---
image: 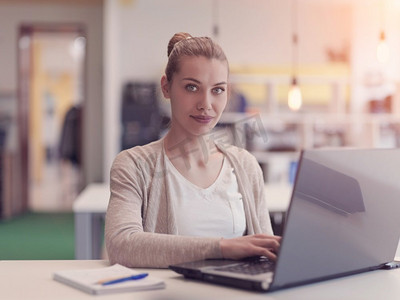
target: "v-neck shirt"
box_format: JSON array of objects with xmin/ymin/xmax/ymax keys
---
[{"xmin": 164, "ymin": 151, "xmax": 246, "ymax": 238}]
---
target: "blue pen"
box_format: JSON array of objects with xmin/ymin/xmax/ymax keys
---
[{"xmin": 99, "ymin": 273, "xmax": 149, "ymax": 286}]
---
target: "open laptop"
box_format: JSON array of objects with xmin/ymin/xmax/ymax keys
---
[{"xmin": 169, "ymin": 148, "xmax": 400, "ymax": 292}]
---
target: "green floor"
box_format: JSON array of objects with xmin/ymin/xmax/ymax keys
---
[{"xmin": 0, "ymin": 212, "xmax": 75, "ymax": 260}]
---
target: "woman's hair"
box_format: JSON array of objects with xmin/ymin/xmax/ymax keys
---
[{"xmin": 165, "ymin": 32, "xmax": 228, "ymax": 82}]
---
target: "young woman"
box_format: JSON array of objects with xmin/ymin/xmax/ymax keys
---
[{"xmin": 105, "ymin": 32, "xmax": 280, "ymax": 268}]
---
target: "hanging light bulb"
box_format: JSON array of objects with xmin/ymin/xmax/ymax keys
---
[
  {"xmin": 377, "ymin": 30, "xmax": 389, "ymax": 63},
  {"xmin": 377, "ymin": 0, "xmax": 389, "ymax": 63},
  {"xmin": 212, "ymin": 0, "xmax": 219, "ymax": 39},
  {"xmin": 288, "ymin": 77, "xmax": 302, "ymax": 111},
  {"xmin": 288, "ymin": 0, "xmax": 302, "ymax": 111}
]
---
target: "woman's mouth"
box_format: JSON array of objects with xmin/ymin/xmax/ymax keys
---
[{"xmin": 190, "ymin": 115, "xmax": 214, "ymax": 124}]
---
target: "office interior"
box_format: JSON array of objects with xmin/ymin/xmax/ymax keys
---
[{"xmin": 0, "ymin": 0, "xmax": 400, "ymax": 260}]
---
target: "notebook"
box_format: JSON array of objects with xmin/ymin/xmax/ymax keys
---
[
  {"xmin": 169, "ymin": 148, "xmax": 400, "ymax": 292},
  {"xmin": 53, "ymin": 264, "xmax": 165, "ymax": 295}
]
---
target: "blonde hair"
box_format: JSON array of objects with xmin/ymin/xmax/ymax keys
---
[{"xmin": 165, "ymin": 32, "xmax": 228, "ymax": 82}]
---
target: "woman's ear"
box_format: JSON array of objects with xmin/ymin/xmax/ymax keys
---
[{"xmin": 161, "ymin": 75, "xmax": 170, "ymax": 99}]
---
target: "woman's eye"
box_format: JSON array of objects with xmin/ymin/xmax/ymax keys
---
[
  {"xmin": 185, "ymin": 84, "xmax": 198, "ymax": 92},
  {"xmin": 212, "ymin": 87, "xmax": 225, "ymax": 95}
]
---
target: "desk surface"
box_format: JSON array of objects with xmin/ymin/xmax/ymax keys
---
[
  {"xmin": 73, "ymin": 183, "xmax": 110, "ymax": 213},
  {"xmin": 1, "ymin": 259, "xmax": 400, "ymax": 300}
]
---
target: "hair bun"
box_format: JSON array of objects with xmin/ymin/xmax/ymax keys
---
[{"xmin": 167, "ymin": 32, "xmax": 193, "ymax": 57}]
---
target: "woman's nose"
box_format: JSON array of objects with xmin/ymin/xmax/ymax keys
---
[{"xmin": 196, "ymin": 93, "xmax": 212, "ymax": 111}]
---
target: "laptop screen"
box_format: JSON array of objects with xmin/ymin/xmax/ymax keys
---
[{"xmin": 272, "ymin": 148, "xmax": 400, "ymax": 289}]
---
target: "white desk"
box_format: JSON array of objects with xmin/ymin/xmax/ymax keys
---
[
  {"xmin": 1, "ymin": 259, "xmax": 400, "ymax": 300},
  {"xmin": 73, "ymin": 183, "xmax": 292, "ymax": 259}
]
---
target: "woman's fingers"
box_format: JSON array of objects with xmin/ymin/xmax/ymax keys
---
[
  {"xmin": 220, "ymin": 234, "xmax": 282, "ymax": 260},
  {"xmin": 253, "ymin": 246, "xmax": 278, "ymax": 261},
  {"xmin": 252, "ymin": 237, "xmax": 280, "ymax": 253},
  {"xmin": 248, "ymin": 240, "xmax": 280, "ymax": 261}
]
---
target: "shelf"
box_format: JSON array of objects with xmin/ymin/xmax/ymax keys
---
[{"xmin": 218, "ymin": 111, "xmax": 400, "ymax": 184}]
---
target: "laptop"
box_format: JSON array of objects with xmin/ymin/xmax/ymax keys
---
[{"xmin": 169, "ymin": 148, "xmax": 400, "ymax": 292}]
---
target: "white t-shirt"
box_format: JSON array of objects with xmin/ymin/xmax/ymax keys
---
[{"xmin": 165, "ymin": 153, "xmax": 246, "ymax": 239}]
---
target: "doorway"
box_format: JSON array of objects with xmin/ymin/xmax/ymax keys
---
[{"xmin": 18, "ymin": 24, "xmax": 86, "ymax": 211}]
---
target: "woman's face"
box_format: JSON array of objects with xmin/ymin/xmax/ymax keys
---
[{"xmin": 161, "ymin": 55, "xmax": 228, "ymax": 138}]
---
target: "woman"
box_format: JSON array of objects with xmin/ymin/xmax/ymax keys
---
[{"xmin": 105, "ymin": 32, "xmax": 280, "ymax": 268}]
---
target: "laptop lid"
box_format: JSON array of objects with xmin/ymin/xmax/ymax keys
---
[{"xmin": 270, "ymin": 148, "xmax": 400, "ymax": 290}]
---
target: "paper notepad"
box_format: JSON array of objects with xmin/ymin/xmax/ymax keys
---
[{"xmin": 53, "ymin": 264, "xmax": 165, "ymax": 295}]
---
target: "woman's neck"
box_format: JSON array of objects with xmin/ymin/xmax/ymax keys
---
[{"xmin": 163, "ymin": 131, "xmax": 219, "ymax": 167}]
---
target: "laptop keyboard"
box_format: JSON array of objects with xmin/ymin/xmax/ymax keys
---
[{"xmin": 214, "ymin": 257, "xmax": 275, "ymax": 275}]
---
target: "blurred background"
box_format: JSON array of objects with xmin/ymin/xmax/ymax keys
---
[{"xmin": 1, "ymin": 0, "xmax": 400, "ymax": 259}]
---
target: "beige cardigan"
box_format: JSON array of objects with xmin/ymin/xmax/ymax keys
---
[{"xmin": 105, "ymin": 138, "xmax": 273, "ymax": 268}]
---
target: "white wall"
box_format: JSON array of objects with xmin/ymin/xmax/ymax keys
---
[
  {"xmin": 103, "ymin": 0, "xmax": 355, "ymax": 180},
  {"xmin": 108, "ymin": 0, "xmax": 352, "ymax": 81}
]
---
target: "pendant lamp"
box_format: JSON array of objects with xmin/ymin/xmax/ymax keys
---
[
  {"xmin": 288, "ymin": 0, "xmax": 302, "ymax": 111},
  {"xmin": 377, "ymin": 1, "xmax": 389, "ymax": 63}
]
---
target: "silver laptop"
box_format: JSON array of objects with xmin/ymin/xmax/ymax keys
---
[{"xmin": 169, "ymin": 148, "xmax": 400, "ymax": 291}]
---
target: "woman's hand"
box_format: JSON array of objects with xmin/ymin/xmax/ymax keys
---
[{"xmin": 219, "ymin": 234, "xmax": 281, "ymax": 261}]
